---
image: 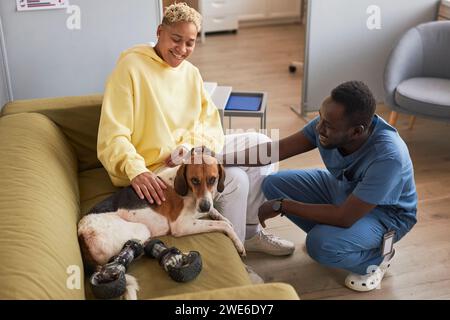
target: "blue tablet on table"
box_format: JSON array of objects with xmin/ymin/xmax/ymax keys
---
[{"xmin": 225, "ymin": 93, "xmax": 263, "ymax": 111}]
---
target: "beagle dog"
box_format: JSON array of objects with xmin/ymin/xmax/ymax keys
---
[{"xmin": 77, "ymin": 150, "xmax": 245, "ymax": 299}]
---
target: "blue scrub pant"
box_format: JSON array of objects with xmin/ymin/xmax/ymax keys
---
[{"xmin": 262, "ymin": 169, "xmax": 414, "ymax": 275}]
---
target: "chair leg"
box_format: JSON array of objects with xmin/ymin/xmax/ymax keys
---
[
  {"xmin": 388, "ymin": 111, "xmax": 399, "ymax": 126},
  {"xmin": 408, "ymin": 116, "xmax": 416, "ymax": 130}
]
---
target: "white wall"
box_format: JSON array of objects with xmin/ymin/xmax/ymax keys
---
[
  {"xmin": 0, "ymin": 0, "xmax": 162, "ymax": 104},
  {"xmin": 0, "ymin": 45, "xmax": 8, "ymax": 108},
  {"xmin": 302, "ymin": 0, "xmax": 440, "ymax": 113},
  {"xmin": 0, "ymin": 16, "xmax": 10, "ymax": 109}
]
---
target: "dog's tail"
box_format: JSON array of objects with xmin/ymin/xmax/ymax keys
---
[{"xmin": 122, "ymin": 274, "xmax": 140, "ymax": 300}]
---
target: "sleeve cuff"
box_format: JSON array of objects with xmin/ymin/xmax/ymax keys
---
[{"xmin": 125, "ymin": 161, "xmax": 150, "ymax": 182}]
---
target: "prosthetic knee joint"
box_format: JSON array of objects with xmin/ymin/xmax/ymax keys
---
[
  {"xmin": 90, "ymin": 239, "xmax": 143, "ymax": 299},
  {"xmin": 144, "ymin": 239, "xmax": 202, "ymax": 283}
]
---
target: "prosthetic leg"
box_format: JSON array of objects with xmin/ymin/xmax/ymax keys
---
[
  {"xmin": 90, "ymin": 239, "xmax": 202, "ymax": 299},
  {"xmin": 90, "ymin": 239, "xmax": 143, "ymax": 299},
  {"xmin": 144, "ymin": 239, "xmax": 202, "ymax": 283}
]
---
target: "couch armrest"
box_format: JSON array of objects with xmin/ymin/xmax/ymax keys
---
[
  {"xmin": 0, "ymin": 113, "xmax": 84, "ymax": 299},
  {"xmin": 1, "ymin": 94, "xmax": 103, "ymax": 117},
  {"xmin": 153, "ymin": 283, "xmax": 300, "ymax": 300}
]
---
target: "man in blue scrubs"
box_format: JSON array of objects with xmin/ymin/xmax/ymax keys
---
[{"xmin": 229, "ymin": 81, "xmax": 417, "ymax": 291}]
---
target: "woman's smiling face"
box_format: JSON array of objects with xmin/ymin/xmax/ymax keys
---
[{"xmin": 154, "ymin": 21, "xmax": 198, "ymax": 68}]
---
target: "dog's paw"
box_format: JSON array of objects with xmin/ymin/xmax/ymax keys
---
[
  {"xmin": 222, "ymin": 218, "xmax": 233, "ymax": 228},
  {"xmin": 209, "ymin": 213, "xmax": 220, "ymax": 220},
  {"xmin": 209, "ymin": 212, "xmax": 233, "ymax": 227},
  {"xmin": 236, "ymin": 243, "xmax": 246, "ymax": 257}
]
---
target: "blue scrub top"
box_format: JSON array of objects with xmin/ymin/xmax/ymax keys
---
[{"xmin": 302, "ymin": 115, "xmax": 417, "ymax": 220}]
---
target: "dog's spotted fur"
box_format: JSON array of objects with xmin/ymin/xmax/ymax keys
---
[{"xmin": 78, "ymin": 154, "xmax": 245, "ymax": 299}]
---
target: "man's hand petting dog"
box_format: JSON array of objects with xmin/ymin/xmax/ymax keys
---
[
  {"xmin": 258, "ymin": 200, "xmax": 281, "ymax": 228},
  {"xmin": 131, "ymin": 172, "xmax": 167, "ymax": 205},
  {"xmin": 165, "ymin": 145, "xmax": 190, "ymax": 167}
]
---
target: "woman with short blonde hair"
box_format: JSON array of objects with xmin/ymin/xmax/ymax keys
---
[{"xmin": 162, "ymin": 2, "xmax": 202, "ymax": 31}]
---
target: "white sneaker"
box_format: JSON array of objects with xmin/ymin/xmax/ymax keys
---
[
  {"xmin": 245, "ymin": 264, "xmax": 265, "ymax": 284},
  {"xmin": 345, "ymin": 250, "xmax": 395, "ymax": 292},
  {"xmin": 244, "ymin": 229, "xmax": 295, "ymax": 256}
]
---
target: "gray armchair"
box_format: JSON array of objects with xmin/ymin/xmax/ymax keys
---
[{"xmin": 384, "ymin": 21, "xmax": 450, "ymax": 128}]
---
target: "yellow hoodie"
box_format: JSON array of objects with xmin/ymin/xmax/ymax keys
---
[{"xmin": 98, "ymin": 44, "xmax": 225, "ymax": 187}]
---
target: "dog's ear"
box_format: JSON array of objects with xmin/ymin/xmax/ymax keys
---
[
  {"xmin": 217, "ymin": 164, "xmax": 225, "ymax": 193},
  {"xmin": 174, "ymin": 164, "xmax": 188, "ymax": 196}
]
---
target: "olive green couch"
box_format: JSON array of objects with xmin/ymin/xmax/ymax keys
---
[{"xmin": 0, "ymin": 95, "xmax": 299, "ymax": 300}]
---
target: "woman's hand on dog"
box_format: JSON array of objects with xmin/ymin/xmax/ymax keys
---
[
  {"xmin": 165, "ymin": 145, "xmax": 190, "ymax": 167},
  {"xmin": 131, "ymin": 172, "xmax": 167, "ymax": 205},
  {"xmin": 258, "ymin": 200, "xmax": 281, "ymax": 228}
]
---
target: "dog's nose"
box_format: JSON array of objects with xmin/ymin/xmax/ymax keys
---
[{"xmin": 199, "ymin": 200, "xmax": 211, "ymax": 212}]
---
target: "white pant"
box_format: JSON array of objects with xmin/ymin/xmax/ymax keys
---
[{"xmin": 214, "ymin": 133, "xmax": 275, "ymax": 242}]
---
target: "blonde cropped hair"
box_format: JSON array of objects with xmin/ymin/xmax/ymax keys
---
[{"xmin": 162, "ymin": 2, "xmax": 202, "ymax": 31}]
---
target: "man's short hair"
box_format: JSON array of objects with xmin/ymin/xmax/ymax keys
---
[
  {"xmin": 162, "ymin": 2, "xmax": 202, "ymax": 32},
  {"xmin": 331, "ymin": 81, "xmax": 376, "ymax": 128}
]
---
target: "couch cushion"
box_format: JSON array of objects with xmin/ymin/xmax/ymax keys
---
[
  {"xmin": 395, "ymin": 77, "xmax": 450, "ymax": 118},
  {"xmin": 78, "ymin": 168, "xmax": 252, "ymax": 300},
  {"xmin": 0, "ymin": 113, "xmax": 84, "ymax": 299},
  {"xmin": 2, "ymin": 95, "xmax": 104, "ymax": 172},
  {"xmin": 78, "ymin": 167, "xmax": 120, "ymax": 215}
]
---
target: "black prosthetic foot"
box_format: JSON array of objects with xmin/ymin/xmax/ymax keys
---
[
  {"xmin": 90, "ymin": 239, "xmax": 143, "ymax": 299},
  {"xmin": 144, "ymin": 239, "xmax": 202, "ymax": 283}
]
